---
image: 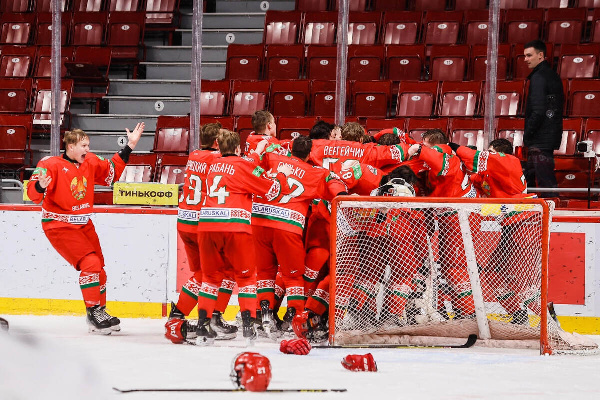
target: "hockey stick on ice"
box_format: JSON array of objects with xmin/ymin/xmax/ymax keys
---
[
  {"xmin": 375, "ymin": 264, "xmax": 392, "ymax": 321},
  {"xmin": 314, "ymin": 334, "xmax": 477, "ymax": 349},
  {"xmin": 113, "ymin": 387, "xmax": 347, "ymax": 393}
]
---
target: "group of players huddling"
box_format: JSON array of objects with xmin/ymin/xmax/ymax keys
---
[{"xmin": 24, "ymin": 110, "xmax": 532, "ymax": 348}]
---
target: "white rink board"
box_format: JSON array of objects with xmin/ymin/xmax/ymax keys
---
[{"xmin": 0, "ymin": 210, "xmax": 177, "ymax": 303}]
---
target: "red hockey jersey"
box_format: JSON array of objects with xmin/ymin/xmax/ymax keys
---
[
  {"xmin": 455, "ymin": 146, "xmax": 528, "ymax": 198},
  {"xmin": 331, "ymin": 161, "xmax": 383, "ymax": 195},
  {"xmin": 27, "ymin": 153, "xmax": 126, "ymax": 230},
  {"xmin": 198, "ymin": 155, "xmax": 289, "ymax": 233},
  {"xmin": 418, "ymin": 145, "xmax": 477, "ymax": 198},
  {"xmin": 245, "ymin": 134, "xmax": 290, "ymax": 155},
  {"xmin": 252, "ymin": 152, "xmax": 346, "ymax": 235},
  {"xmin": 177, "ymin": 148, "xmax": 220, "ymax": 233},
  {"xmin": 308, "ymin": 139, "xmax": 409, "ymax": 169}
]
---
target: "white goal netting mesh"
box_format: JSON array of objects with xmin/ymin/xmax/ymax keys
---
[{"xmin": 331, "ymin": 198, "xmax": 598, "ymax": 355}]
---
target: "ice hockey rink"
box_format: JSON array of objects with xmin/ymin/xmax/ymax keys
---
[{"xmin": 1, "ymin": 315, "xmax": 599, "ymax": 400}]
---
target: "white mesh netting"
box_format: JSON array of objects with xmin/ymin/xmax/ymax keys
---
[{"xmin": 331, "ymin": 198, "xmax": 598, "ymax": 355}]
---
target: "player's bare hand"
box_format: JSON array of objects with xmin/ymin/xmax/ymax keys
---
[
  {"xmin": 408, "ymin": 144, "xmax": 421, "ymax": 157},
  {"xmin": 341, "ymin": 159, "xmax": 359, "ymax": 171},
  {"xmin": 277, "ymin": 163, "xmax": 293, "ymax": 176},
  {"xmin": 126, "ymin": 122, "xmax": 145, "ymax": 150},
  {"xmin": 254, "ymin": 139, "xmax": 270, "ymax": 155},
  {"xmin": 37, "ymin": 171, "xmax": 52, "ymax": 189}
]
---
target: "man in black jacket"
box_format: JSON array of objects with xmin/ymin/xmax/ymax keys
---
[{"xmin": 523, "ymin": 40, "xmax": 564, "ymax": 197}]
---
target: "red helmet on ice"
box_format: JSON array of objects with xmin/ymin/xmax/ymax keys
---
[{"xmin": 230, "ymin": 352, "xmax": 272, "ymax": 392}]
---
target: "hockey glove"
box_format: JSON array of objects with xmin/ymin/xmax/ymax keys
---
[
  {"xmin": 280, "ymin": 338, "xmax": 312, "ymax": 355},
  {"xmin": 164, "ymin": 319, "xmax": 188, "ymax": 344},
  {"xmin": 448, "ymin": 142, "xmax": 460, "ymax": 152},
  {"xmin": 341, "ymin": 353, "xmax": 378, "ymax": 372}
]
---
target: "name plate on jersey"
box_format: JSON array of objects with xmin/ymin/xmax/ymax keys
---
[{"xmin": 113, "ymin": 182, "xmax": 179, "ymax": 206}]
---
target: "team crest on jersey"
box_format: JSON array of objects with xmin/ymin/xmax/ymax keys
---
[{"xmin": 70, "ymin": 176, "xmax": 87, "ymax": 200}]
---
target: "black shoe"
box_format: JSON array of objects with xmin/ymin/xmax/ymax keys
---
[
  {"xmin": 168, "ymin": 302, "xmax": 185, "ymax": 320},
  {"xmin": 100, "ymin": 306, "xmax": 121, "ymax": 331},
  {"xmin": 195, "ymin": 310, "xmax": 217, "ymax": 345},
  {"xmin": 211, "ymin": 311, "xmax": 237, "ymax": 340},
  {"xmin": 511, "ymin": 309, "xmax": 529, "ymax": 325},
  {"xmin": 241, "ymin": 310, "xmax": 257, "ymax": 341},
  {"xmin": 86, "ymin": 305, "xmax": 112, "ymax": 335}
]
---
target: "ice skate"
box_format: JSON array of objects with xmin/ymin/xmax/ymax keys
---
[
  {"xmin": 195, "ymin": 311, "xmax": 217, "ymax": 346},
  {"xmin": 241, "ymin": 310, "xmax": 257, "ymax": 346},
  {"xmin": 511, "ymin": 309, "xmax": 529, "ymax": 325},
  {"xmin": 211, "ymin": 311, "xmax": 237, "ymax": 340},
  {"xmin": 260, "ymin": 300, "xmax": 281, "ymax": 340},
  {"xmin": 86, "ymin": 305, "xmax": 112, "ymax": 335},
  {"xmin": 100, "ymin": 306, "xmax": 121, "ymax": 331}
]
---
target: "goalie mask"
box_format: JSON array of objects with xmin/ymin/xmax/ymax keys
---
[
  {"xmin": 230, "ymin": 352, "xmax": 272, "ymax": 392},
  {"xmin": 372, "ymin": 178, "xmax": 416, "ymax": 197}
]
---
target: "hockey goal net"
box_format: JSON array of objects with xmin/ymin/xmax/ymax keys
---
[{"xmin": 329, "ymin": 197, "xmax": 598, "ymax": 355}]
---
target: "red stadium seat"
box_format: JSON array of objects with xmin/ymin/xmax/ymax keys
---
[
  {"xmin": 0, "ymin": 78, "xmax": 32, "ymax": 113},
  {"xmin": 381, "ymin": 11, "xmax": 422, "ymax": 45},
  {"xmin": 200, "ymin": 116, "xmax": 235, "ymax": 131},
  {"xmin": 306, "ymin": 45, "xmax": 337, "ymax": 80},
  {"xmin": 554, "ymin": 118, "xmax": 587, "ymax": 195},
  {"xmin": 309, "ymin": 79, "xmax": 344, "ymax": 117},
  {"xmin": 494, "ymin": 117, "xmax": 525, "ymax": 157},
  {"xmin": 471, "ymin": 43, "xmax": 510, "ymax": 81},
  {"xmin": 296, "ymin": 0, "xmax": 329, "ymax": 11},
  {"xmin": 270, "ymin": 79, "xmax": 310, "ymax": 117},
  {"xmin": 464, "ymin": 10, "xmax": 500, "ymax": 45},
  {"xmin": 73, "ymin": 0, "xmax": 103, "ymax": 11},
  {"xmin": 333, "ymin": 0, "xmax": 369, "ymax": 11},
  {"xmin": 199, "ymin": 79, "xmax": 230, "ymax": 116},
  {"xmin": 438, "ymin": 81, "xmax": 481, "ymax": 117},
  {"xmin": 302, "ymin": 11, "xmax": 337, "ymax": 46},
  {"xmin": 455, "ymin": 0, "xmax": 488, "ymax": 10},
  {"xmin": 153, "ymin": 115, "xmax": 190, "ymax": 153},
  {"xmin": 512, "ymin": 42, "xmax": 554, "ymax": 80},
  {"xmin": 448, "ymin": 118, "xmax": 485, "ymax": 148},
  {"xmin": 557, "ymin": 44, "xmax": 600, "ymax": 79},
  {"xmin": 534, "ymin": 0, "xmax": 570, "ymax": 8},
  {"xmin": 225, "ymin": 44, "xmax": 264, "ymax": 80},
  {"xmin": 264, "ymin": 10, "xmax": 302, "ymax": 45},
  {"xmin": 0, "ymin": 114, "xmax": 32, "ymax": 167},
  {"xmin": 32, "ymin": 78, "xmax": 74, "ymax": 127},
  {"xmin": 423, "ymin": 11, "xmax": 463, "ymax": 46},
  {"xmin": 385, "ymin": 44, "xmax": 425, "ymax": 82},
  {"xmin": 235, "ymin": 115, "xmax": 254, "ymax": 148},
  {"xmin": 545, "ymin": 8, "xmax": 586, "ymax": 46},
  {"xmin": 277, "ymin": 116, "xmax": 316, "ymax": 140},
  {"xmin": 35, "ymin": 12, "xmax": 71, "ymax": 45},
  {"xmin": 351, "ymin": 80, "xmax": 392, "ymax": 118},
  {"xmin": 348, "ymin": 45, "xmax": 384, "ymax": 81},
  {"xmin": 347, "ymin": 12, "xmax": 380, "ymax": 45},
  {"xmin": 34, "ymin": 46, "xmax": 74, "ymax": 78},
  {"xmin": 0, "ymin": 45, "xmax": 36, "ymax": 77},
  {"xmin": 0, "ymin": 13, "xmax": 34, "ymax": 44},
  {"xmin": 230, "ymin": 80, "xmax": 270, "ymax": 116},
  {"xmin": 107, "ymin": 12, "xmax": 146, "ymax": 70},
  {"xmin": 429, "ymin": 45, "xmax": 469, "ymax": 81},
  {"xmin": 119, "ymin": 154, "xmax": 158, "ymax": 183},
  {"xmin": 264, "ymin": 44, "xmax": 304, "ymax": 80},
  {"xmin": 583, "ymin": 117, "xmax": 600, "ymax": 155},
  {"xmin": 1, "ymin": 0, "xmax": 30, "ymax": 13},
  {"xmin": 372, "ymin": 0, "xmax": 407, "ymax": 10},
  {"xmin": 481, "ymin": 80, "xmax": 526, "ymax": 117},
  {"xmin": 405, "ymin": 117, "xmax": 449, "ymax": 142},
  {"xmin": 145, "ymin": 0, "xmax": 180, "ymax": 26},
  {"xmin": 504, "ymin": 8, "xmax": 543, "ymax": 44},
  {"xmin": 108, "ymin": 0, "xmax": 142, "ymax": 11},
  {"xmin": 554, "ymin": 118, "xmax": 583, "ymax": 157},
  {"xmin": 71, "ymin": 12, "xmax": 107, "ymax": 46},
  {"xmin": 396, "ymin": 81, "xmax": 439, "ymax": 117},
  {"xmin": 156, "ymin": 154, "xmax": 188, "ymax": 184},
  {"xmin": 414, "ymin": 0, "xmax": 445, "ymax": 11},
  {"xmin": 500, "ymin": 0, "xmax": 531, "ymax": 8},
  {"xmin": 67, "ymin": 46, "xmax": 112, "ymax": 102},
  {"xmin": 365, "ymin": 117, "xmax": 407, "ymax": 136},
  {"xmin": 568, "ymin": 79, "xmax": 600, "ymax": 117}
]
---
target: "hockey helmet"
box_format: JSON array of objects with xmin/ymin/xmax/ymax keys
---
[{"xmin": 230, "ymin": 352, "xmax": 272, "ymax": 392}]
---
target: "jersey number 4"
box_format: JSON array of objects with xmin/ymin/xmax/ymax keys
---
[{"xmin": 208, "ymin": 175, "xmax": 230, "ymax": 204}]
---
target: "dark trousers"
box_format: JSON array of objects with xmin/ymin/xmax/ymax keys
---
[{"xmin": 525, "ymin": 148, "xmax": 557, "ymax": 197}]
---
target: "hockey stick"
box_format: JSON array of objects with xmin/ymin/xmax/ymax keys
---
[
  {"xmin": 547, "ymin": 301, "xmax": 561, "ymax": 329},
  {"xmin": 314, "ymin": 334, "xmax": 477, "ymax": 349},
  {"xmin": 113, "ymin": 387, "xmax": 347, "ymax": 393}
]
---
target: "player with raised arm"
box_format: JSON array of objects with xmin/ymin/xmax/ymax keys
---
[
  {"xmin": 164, "ymin": 123, "xmax": 238, "ymax": 344},
  {"xmin": 245, "ymin": 110, "xmax": 288, "ymax": 155},
  {"xmin": 251, "ymin": 136, "xmax": 347, "ymax": 338},
  {"xmin": 26, "ymin": 124, "xmax": 144, "ymax": 334},
  {"xmin": 195, "ymin": 129, "xmax": 292, "ymax": 345}
]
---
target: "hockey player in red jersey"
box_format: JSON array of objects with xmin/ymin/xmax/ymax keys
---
[
  {"xmin": 407, "ymin": 129, "xmax": 479, "ymax": 319},
  {"xmin": 26, "ymin": 124, "xmax": 144, "ymax": 334},
  {"xmin": 251, "ymin": 136, "xmax": 347, "ymax": 338},
  {"xmin": 195, "ymin": 129, "xmax": 293, "ymax": 345},
  {"xmin": 165, "ymin": 123, "xmax": 237, "ymax": 344},
  {"xmin": 244, "ymin": 110, "xmax": 289, "ymax": 155}
]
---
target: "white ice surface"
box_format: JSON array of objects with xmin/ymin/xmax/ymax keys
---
[{"xmin": 1, "ymin": 315, "xmax": 599, "ymax": 400}]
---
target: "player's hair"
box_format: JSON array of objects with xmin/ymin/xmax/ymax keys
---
[
  {"xmin": 341, "ymin": 122, "xmax": 365, "ymax": 143},
  {"xmin": 291, "ymin": 136, "xmax": 313, "ymax": 160},
  {"xmin": 381, "ymin": 165, "xmax": 419, "ymax": 186},
  {"xmin": 63, "ymin": 129, "xmax": 89, "ymax": 146},
  {"xmin": 362, "ymin": 135, "xmax": 376, "ymax": 144},
  {"xmin": 251, "ymin": 110, "xmax": 274, "ymax": 134},
  {"xmin": 524, "ymin": 39, "xmax": 546, "ymax": 57},
  {"xmin": 422, "ymin": 129, "xmax": 448, "ymax": 145},
  {"xmin": 217, "ymin": 129, "xmax": 240, "ymax": 155},
  {"xmin": 309, "ymin": 121, "xmax": 334, "ymax": 139},
  {"xmin": 489, "ymin": 138, "xmax": 514, "ymax": 155},
  {"xmin": 378, "ymin": 133, "xmax": 400, "ymax": 145},
  {"xmin": 200, "ymin": 122, "xmax": 222, "ymax": 149}
]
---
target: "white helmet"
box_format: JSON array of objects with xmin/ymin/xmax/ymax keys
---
[{"xmin": 371, "ymin": 178, "xmax": 416, "ymax": 197}]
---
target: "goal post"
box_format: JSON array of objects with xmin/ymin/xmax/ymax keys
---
[{"xmin": 328, "ymin": 196, "xmax": 597, "ymax": 355}]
